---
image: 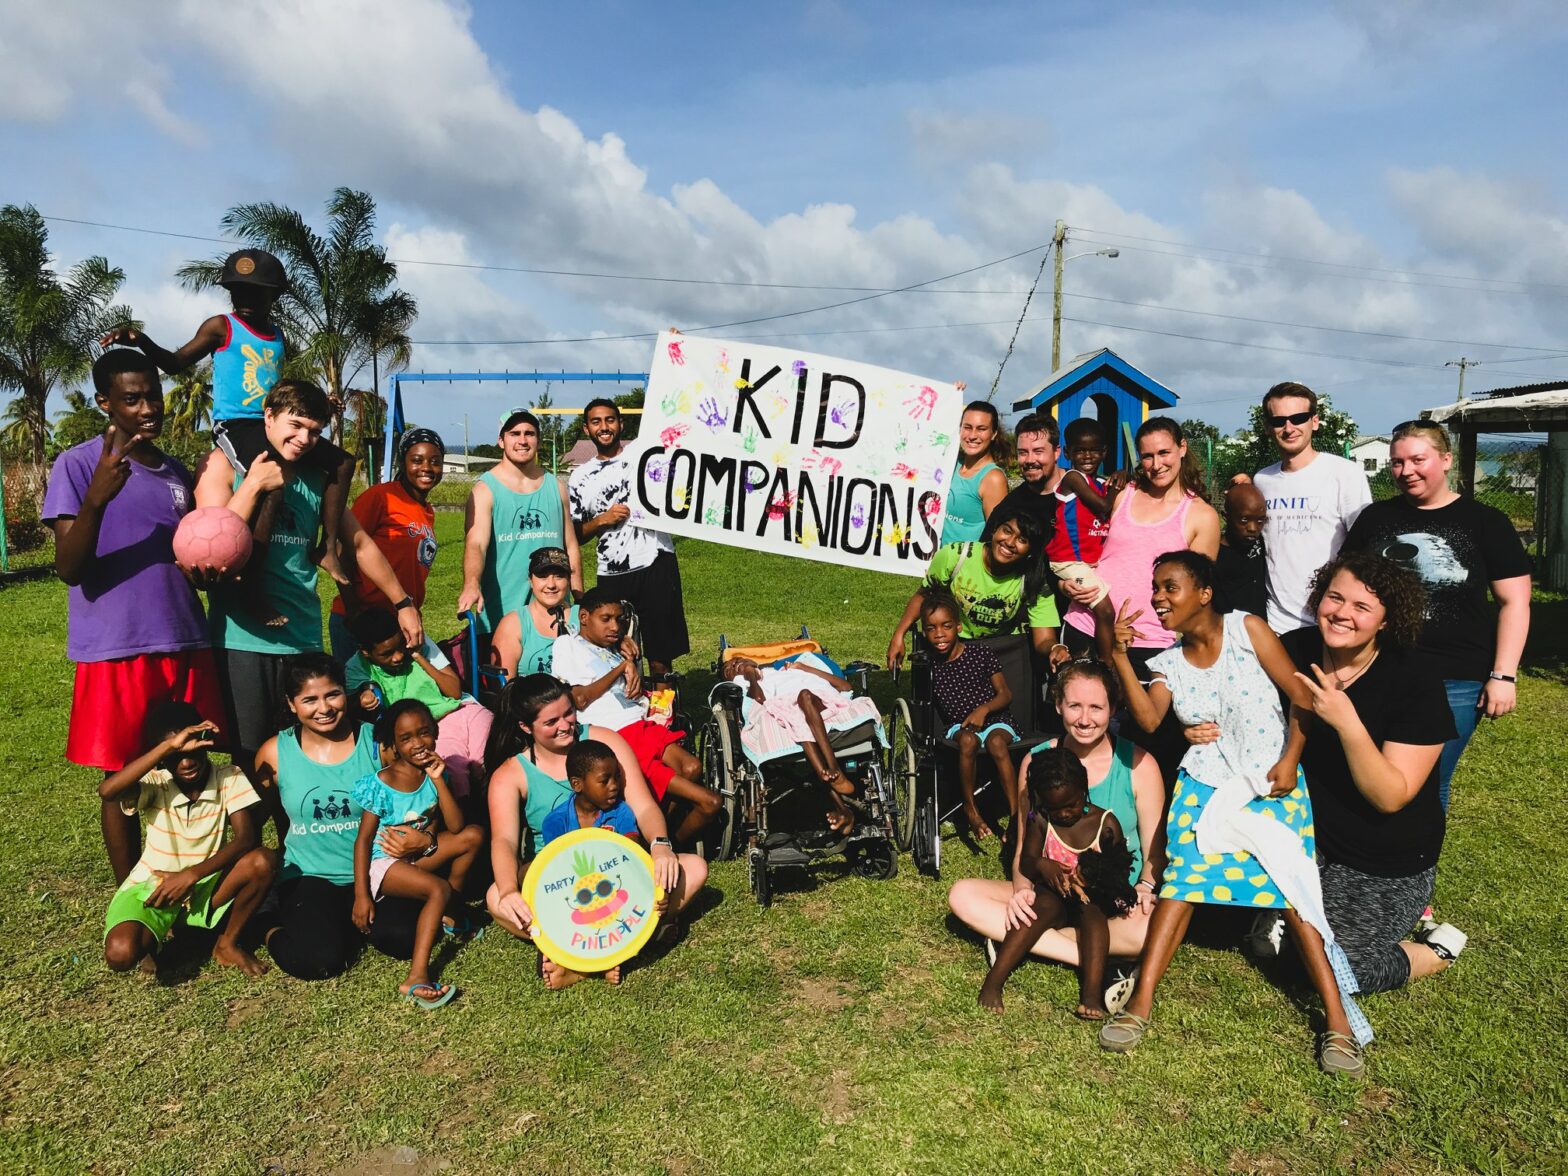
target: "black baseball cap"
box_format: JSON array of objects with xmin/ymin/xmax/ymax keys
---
[
  {"xmin": 529, "ymin": 547, "xmax": 571, "ymax": 577},
  {"xmin": 220, "ymin": 249, "xmax": 287, "ymax": 290}
]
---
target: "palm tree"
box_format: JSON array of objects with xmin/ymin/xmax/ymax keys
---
[
  {"xmin": 177, "ymin": 188, "xmax": 417, "ymax": 448},
  {"xmin": 50, "ymin": 388, "xmax": 106, "ymax": 453},
  {"xmin": 164, "ymin": 359, "xmax": 214, "ymax": 440},
  {"xmin": 0, "ymin": 205, "xmax": 134, "ymax": 464}
]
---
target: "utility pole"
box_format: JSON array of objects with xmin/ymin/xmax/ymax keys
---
[
  {"xmin": 1050, "ymin": 219, "xmax": 1067, "ymax": 373},
  {"xmin": 463, "ymin": 414, "xmax": 470, "ymax": 459},
  {"xmin": 1445, "ymin": 356, "xmax": 1479, "ymax": 398}
]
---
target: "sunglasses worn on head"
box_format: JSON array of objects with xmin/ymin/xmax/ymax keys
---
[{"xmin": 1267, "ymin": 410, "xmax": 1314, "ymax": 429}]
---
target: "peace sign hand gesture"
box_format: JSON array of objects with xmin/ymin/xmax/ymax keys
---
[
  {"xmin": 1104, "ymin": 598, "xmax": 1143, "ymax": 655},
  {"xmin": 1293, "ymin": 664, "xmax": 1359, "ymax": 733},
  {"xmin": 84, "ymin": 424, "xmax": 140, "ymax": 509}
]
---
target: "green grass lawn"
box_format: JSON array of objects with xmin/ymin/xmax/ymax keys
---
[{"xmin": 2, "ymin": 514, "xmax": 1565, "ymax": 1174}]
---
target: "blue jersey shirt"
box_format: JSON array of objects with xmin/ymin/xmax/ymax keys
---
[
  {"xmin": 539, "ymin": 795, "xmax": 641, "ymax": 847},
  {"xmin": 212, "ymin": 313, "xmax": 284, "ymax": 421}
]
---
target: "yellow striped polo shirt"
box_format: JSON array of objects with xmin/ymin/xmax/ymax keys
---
[{"xmin": 122, "ymin": 765, "xmax": 260, "ymax": 885}]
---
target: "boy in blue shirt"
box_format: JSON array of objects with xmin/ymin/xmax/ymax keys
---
[
  {"xmin": 100, "ymin": 249, "xmax": 358, "ymax": 615},
  {"xmin": 540, "ymin": 740, "xmax": 642, "ymax": 846}
]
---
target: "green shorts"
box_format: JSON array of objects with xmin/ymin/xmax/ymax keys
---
[{"xmin": 104, "ymin": 872, "xmax": 231, "ymax": 948}]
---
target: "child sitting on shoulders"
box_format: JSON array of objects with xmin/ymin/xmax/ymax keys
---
[
  {"xmin": 978, "ymin": 747, "xmax": 1136, "ymax": 1018},
  {"xmin": 352, "ymin": 699, "xmax": 485, "ymax": 1010},
  {"xmin": 920, "ymin": 588, "xmax": 1018, "ymax": 842},
  {"xmin": 540, "ymin": 739, "xmax": 643, "ymax": 847},
  {"xmin": 100, "ymin": 249, "xmax": 359, "ymax": 601},
  {"xmin": 551, "ymin": 587, "xmax": 721, "ymax": 846},
  {"xmin": 346, "ymin": 607, "xmax": 493, "ymax": 800},
  {"xmin": 99, "ymin": 702, "xmax": 276, "ymax": 978}
]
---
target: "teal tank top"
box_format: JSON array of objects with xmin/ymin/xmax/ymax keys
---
[
  {"xmin": 478, "ymin": 470, "xmax": 566, "ymax": 631},
  {"xmin": 517, "ymin": 603, "xmax": 580, "ymax": 676},
  {"xmin": 210, "ymin": 465, "xmax": 326, "ymax": 655},
  {"xmin": 1032, "ymin": 737, "xmax": 1143, "ymax": 884},
  {"xmin": 277, "ymin": 723, "xmax": 382, "ymax": 886},
  {"xmin": 941, "ymin": 460, "xmax": 998, "ymax": 544},
  {"xmin": 211, "ymin": 313, "xmax": 283, "ymax": 421},
  {"xmin": 517, "ymin": 723, "xmax": 591, "ymax": 850}
]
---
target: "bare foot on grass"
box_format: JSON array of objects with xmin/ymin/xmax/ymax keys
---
[
  {"xmin": 541, "ymin": 959, "xmax": 587, "ymax": 991},
  {"xmin": 213, "ymin": 940, "xmax": 270, "ymax": 977},
  {"xmin": 1075, "ymin": 1003, "xmax": 1106, "ymax": 1021},
  {"xmin": 978, "ymin": 982, "xmax": 1005, "ymax": 1013}
]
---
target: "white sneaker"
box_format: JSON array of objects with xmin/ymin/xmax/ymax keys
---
[
  {"xmin": 1245, "ymin": 912, "xmax": 1287, "ymax": 958},
  {"xmin": 983, "ymin": 938, "xmax": 998, "ymax": 969},
  {"xmin": 1415, "ymin": 922, "xmax": 1467, "ymax": 962}
]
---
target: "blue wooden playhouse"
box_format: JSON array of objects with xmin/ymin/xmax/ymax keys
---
[{"xmin": 1011, "ymin": 348, "xmax": 1178, "ymax": 472}]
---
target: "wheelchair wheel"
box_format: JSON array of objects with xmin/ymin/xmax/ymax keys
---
[
  {"xmin": 749, "ymin": 846, "xmax": 772, "ymax": 908},
  {"xmin": 911, "ymin": 787, "xmax": 940, "ymax": 878},
  {"xmin": 848, "ymin": 838, "xmax": 898, "ymax": 881},
  {"xmin": 701, "ymin": 708, "xmax": 746, "ymax": 862},
  {"xmin": 887, "ymin": 698, "xmax": 918, "ymax": 851}
]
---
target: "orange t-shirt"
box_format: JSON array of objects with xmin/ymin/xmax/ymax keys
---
[{"xmin": 331, "ymin": 481, "xmax": 437, "ymax": 616}]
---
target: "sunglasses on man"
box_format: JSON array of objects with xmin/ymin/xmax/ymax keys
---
[{"xmin": 1267, "ymin": 410, "xmax": 1314, "ymax": 429}]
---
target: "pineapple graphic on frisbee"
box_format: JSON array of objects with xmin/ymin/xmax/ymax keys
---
[{"xmin": 522, "ymin": 827, "xmax": 662, "ymax": 972}]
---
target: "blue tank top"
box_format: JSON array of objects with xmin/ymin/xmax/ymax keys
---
[
  {"xmin": 478, "ymin": 470, "xmax": 566, "ymax": 631},
  {"xmin": 277, "ymin": 723, "xmax": 382, "ymax": 886},
  {"xmin": 212, "ymin": 313, "xmax": 284, "ymax": 421},
  {"xmin": 941, "ymin": 460, "xmax": 998, "ymax": 544},
  {"xmin": 517, "ymin": 723, "xmax": 592, "ymax": 850}
]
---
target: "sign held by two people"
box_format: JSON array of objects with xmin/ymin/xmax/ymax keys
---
[{"xmin": 628, "ymin": 331, "xmax": 964, "ymax": 577}]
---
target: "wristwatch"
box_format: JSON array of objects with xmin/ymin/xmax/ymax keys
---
[
  {"xmin": 1488, "ymin": 672, "xmax": 1516, "ymax": 683},
  {"xmin": 392, "ymin": 595, "xmax": 415, "ymax": 611},
  {"xmin": 420, "ymin": 832, "xmax": 439, "ymax": 859},
  {"xmin": 651, "ymin": 836, "xmax": 674, "ymax": 851}
]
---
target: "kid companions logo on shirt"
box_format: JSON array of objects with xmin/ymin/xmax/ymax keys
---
[{"xmin": 302, "ymin": 788, "xmax": 357, "ymax": 835}]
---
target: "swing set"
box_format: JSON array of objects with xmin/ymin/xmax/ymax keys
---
[{"xmin": 378, "ymin": 369, "xmax": 648, "ymax": 480}]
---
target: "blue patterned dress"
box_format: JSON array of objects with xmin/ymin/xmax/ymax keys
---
[{"xmin": 1150, "ymin": 611, "xmax": 1315, "ymax": 908}]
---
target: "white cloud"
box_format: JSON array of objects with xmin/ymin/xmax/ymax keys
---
[{"xmin": 8, "ymin": 0, "xmax": 1566, "ymax": 433}]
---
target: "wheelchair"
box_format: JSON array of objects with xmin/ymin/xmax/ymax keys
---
[
  {"xmin": 893, "ymin": 632, "xmax": 1055, "ymax": 878},
  {"xmin": 698, "ymin": 628, "xmax": 901, "ymax": 907}
]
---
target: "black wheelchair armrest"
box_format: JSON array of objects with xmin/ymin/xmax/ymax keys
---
[
  {"xmin": 647, "ymin": 670, "xmax": 682, "ymax": 687},
  {"xmin": 710, "ymin": 680, "xmax": 745, "ymax": 711},
  {"xmin": 843, "ymin": 659, "xmax": 876, "ymax": 694}
]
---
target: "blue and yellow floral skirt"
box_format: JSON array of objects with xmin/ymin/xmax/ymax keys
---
[{"xmin": 1158, "ymin": 767, "xmax": 1315, "ymax": 908}]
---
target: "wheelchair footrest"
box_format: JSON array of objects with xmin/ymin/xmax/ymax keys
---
[{"xmin": 759, "ymin": 830, "xmax": 846, "ymax": 865}]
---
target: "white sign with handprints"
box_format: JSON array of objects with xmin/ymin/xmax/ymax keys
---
[{"xmin": 627, "ymin": 331, "xmax": 964, "ymax": 577}]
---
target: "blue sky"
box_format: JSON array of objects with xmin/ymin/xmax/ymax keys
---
[{"xmin": 5, "ymin": 0, "xmax": 1567, "ymax": 441}]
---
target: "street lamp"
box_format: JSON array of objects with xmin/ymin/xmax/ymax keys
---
[{"xmin": 1050, "ymin": 218, "xmax": 1119, "ymax": 370}]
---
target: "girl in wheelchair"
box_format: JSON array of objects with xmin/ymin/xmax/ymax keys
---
[
  {"xmin": 919, "ymin": 588, "xmax": 1019, "ymax": 841},
  {"xmin": 720, "ymin": 653, "xmax": 882, "ymax": 835}
]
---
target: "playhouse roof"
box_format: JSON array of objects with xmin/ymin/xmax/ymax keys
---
[{"xmin": 1010, "ymin": 348, "xmax": 1178, "ymax": 415}]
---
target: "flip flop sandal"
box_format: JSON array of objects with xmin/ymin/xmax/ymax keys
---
[
  {"xmin": 442, "ymin": 912, "xmax": 485, "ymax": 943},
  {"xmin": 1098, "ymin": 1010, "xmax": 1150, "ymax": 1053},
  {"xmin": 1103, "ymin": 968, "xmax": 1140, "ymax": 1015},
  {"xmin": 401, "ymin": 981, "xmax": 457, "ymax": 1010},
  {"xmin": 1317, "ymin": 1031, "xmax": 1366, "ymax": 1079}
]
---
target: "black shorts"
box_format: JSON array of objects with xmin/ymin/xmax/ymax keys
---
[
  {"xmin": 602, "ymin": 550, "xmax": 690, "ymax": 667},
  {"xmin": 214, "ymin": 418, "xmax": 349, "ymax": 477},
  {"xmin": 215, "ymin": 647, "xmax": 296, "ymax": 754}
]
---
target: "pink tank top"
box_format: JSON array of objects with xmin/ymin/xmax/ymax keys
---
[
  {"xmin": 1043, "ymin": 810, "xmax": 1110, "ymax": 871},
  {"xmin": 1064, "ymin": 489, "xmax": 1193, "ymax": 647}
]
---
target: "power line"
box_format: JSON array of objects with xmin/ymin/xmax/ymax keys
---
[
  {"xmin": 1070, "ymin": 233, "xmax": 1568, "ymax": 300},
  {"xmin": 42, "ymin": 212, "xmax": 1568, "ymax": 355},
  {"xmin": 1069, "ymin": 225, "xmax": 1568, "ymax": 292}
]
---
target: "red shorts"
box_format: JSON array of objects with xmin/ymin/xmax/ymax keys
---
[
  {"xmin": 68, "ymin": 649, "xmax": 226, "ymax": 772},
  {"xmin": 616, "ymin": 718, "xmax": 684, "ymax": 801}
]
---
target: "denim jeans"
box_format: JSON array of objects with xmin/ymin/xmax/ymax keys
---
[{"xmin": 1437, "ymin": 679, "xmax": 1484, "ymax": 811}]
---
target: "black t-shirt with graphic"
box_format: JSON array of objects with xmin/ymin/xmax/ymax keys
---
[
  {"xmin": 1213, "ymin": 537, "xmax": 1269, "ymax": 618},
  {"xmin": 1281, "ymin": 628, "xmax": 1454, "ymax": 877},
  {"xmin": 1343, "ymin": 495, "xmax": 1531, "ymax": 681}
]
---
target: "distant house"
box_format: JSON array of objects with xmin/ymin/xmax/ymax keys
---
[
  {"xmin": 561, "ymin": 439, "xmax": 598, "ymax": 471},
  {"xmin": 441, "ymin": 453, "xmax": 499, "ymax": 476},
  {"xmin": 1348, "ymin": 435, "xmax": 1390, "ymax": 475}
]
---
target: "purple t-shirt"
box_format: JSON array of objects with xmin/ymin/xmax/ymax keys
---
[{"xmin": 42, "ymin": 437, "xmax": 209, "ymax": 662}]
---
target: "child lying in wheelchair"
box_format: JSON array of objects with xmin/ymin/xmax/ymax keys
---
[{"xmin": 720, "ymin": 650, "xmax": 883, "ymax": 834}]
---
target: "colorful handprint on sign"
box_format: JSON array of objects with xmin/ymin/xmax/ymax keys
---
[{"xmin": 903, "ymin": 385, "xmax": 939, "ymax": 422}]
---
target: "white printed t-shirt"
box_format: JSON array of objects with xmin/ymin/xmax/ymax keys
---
[
  {"xmin": 1253, "ymin": 451, "xmax": 1371, "ymax": 631},
  {"xmin": 568, "ymin": 452, "xmax": 673, "ymax": 578},
  {"xmin": 550, "ymin": 632, "xmax": 647, "ymax": 729}
]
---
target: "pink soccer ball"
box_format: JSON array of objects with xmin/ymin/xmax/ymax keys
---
[{"xmin": 173, "ymin": 506, "xmax": 253, "ymax": 576}]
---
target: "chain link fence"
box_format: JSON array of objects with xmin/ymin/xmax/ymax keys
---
[{"xmin": 1, "ymin": 460, "xmax": 53, "ymax": 572}]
